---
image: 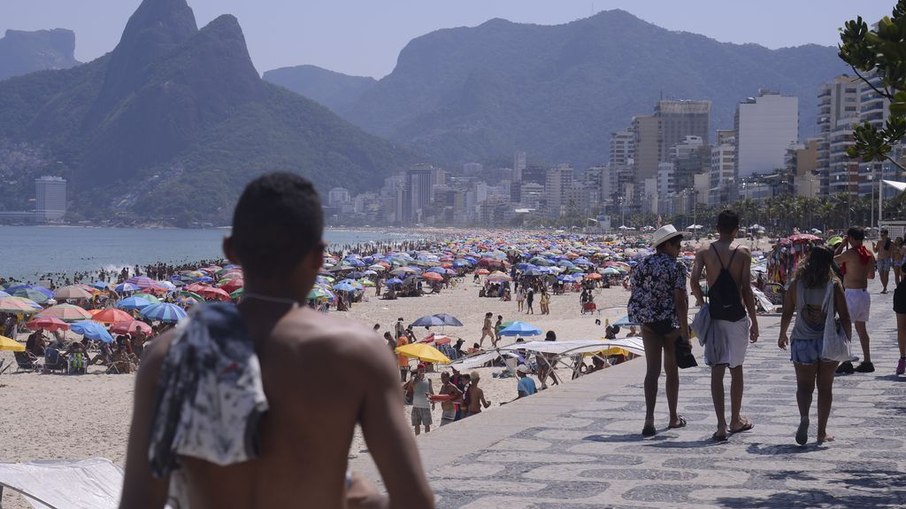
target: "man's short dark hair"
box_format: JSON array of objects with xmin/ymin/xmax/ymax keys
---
[
  {"xmin": 847, "ymin": 227, "xmax": 865, "ymax": 241},
  {"xmin": 716, "ymin": 210, "xmax": 740, "ymax": 234},
  {"xmin": 231, "ymin": 172, "xmax": 324, "ymax": 277},
  {"xmin": 881, "ymin": 229, "xmax": 889, "ymax": 236}
]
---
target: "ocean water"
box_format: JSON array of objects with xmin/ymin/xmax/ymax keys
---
[{"xmin": 0, "ymin": 226, "xmax": 407, "ymax": 281}]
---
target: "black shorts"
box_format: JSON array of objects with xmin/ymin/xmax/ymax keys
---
[{"xmin": 895, "ymin": 280, "xmax": 906, "ymax": 315}]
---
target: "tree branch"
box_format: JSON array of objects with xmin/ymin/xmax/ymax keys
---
[
  {"xmin": 884, "ymin": 154, "xmax": 906, "ymax": 173},
  {"xmin": 851, "ymin": 65, "xmax": 894, "ymax": 100}
]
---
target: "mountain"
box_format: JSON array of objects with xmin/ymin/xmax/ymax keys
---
[
  {"xmin": 263, "ymin": 65, "xmax": 376, "ymax": 114},
  {"xmin": 0, "ymin": 0, "xmax": 413, "ymax": 225},
  {"xmin": 333, "ymin": 10, "xmax": 848, "ymax": 167},
  {"xmin": 0, "ymin": 29, "xmax": 80, "ymax": 80}
]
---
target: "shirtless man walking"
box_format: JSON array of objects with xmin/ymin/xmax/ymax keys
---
[
  {"xmin": 120, "ymin": 173, "xmax": 434, "ymax": 508},
  {"xmin": 691, "ymin": 210, "xmax": 759, "ymax": 441},
  {"xmin": 835, "ymin": 226, "xmax": 877, "ymax": 374},
  {"xmin": 875, "ymin": 229, "xmax": 894, "ymax": 294}
]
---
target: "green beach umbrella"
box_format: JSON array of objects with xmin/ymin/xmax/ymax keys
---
[{"xmin": 132, "ymin": 293, "xmax": 161, "ymax": 304}]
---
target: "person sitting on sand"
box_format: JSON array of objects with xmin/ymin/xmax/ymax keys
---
[
  {"xmin": 516, "ymin": 365, "xmax": 537, "ymax": 398},
  {"xmin": 120, "ymin": 173, "xmax": 433, "ymax": 509},
  {"xmin": 25, "ymin": 328, "xmax": 47, "ymax": 357}
]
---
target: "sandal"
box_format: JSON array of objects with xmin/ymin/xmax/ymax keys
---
[
  {"xmin": 641, "ymin": 423, "xmax": 657, "ymax": 437},
  {"xmin": 712, "ymin": 431, "xmax": 729, "ymax": 442},
  {"xmin": 729, "ymin": 418, "xmax": 754, "ymax": 434},
  {"xmin": 668, "ymin": 416, "xmax": 687, "ymax": 429}
]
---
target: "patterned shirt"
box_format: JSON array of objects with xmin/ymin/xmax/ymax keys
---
[{"xmin": 627, "ymin": 252, "xmax": 688, "ymax": 327}]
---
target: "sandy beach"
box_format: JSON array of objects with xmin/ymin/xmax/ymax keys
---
[{"xmin": 0, "ymin": 270, "xmax": 636, "ymax": 508}]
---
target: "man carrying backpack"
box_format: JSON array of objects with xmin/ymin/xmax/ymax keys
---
[{"xmin": 691, "ymin": 210, "xmax": 759, "ymax": 441}]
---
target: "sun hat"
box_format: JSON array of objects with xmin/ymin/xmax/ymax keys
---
[
  {"xmin": 516, "ymin": 364, "xmax": 529, "ymax": 374},
  {"xmin": 650, "ymin": 224, "xmax": 684, "ymax": 248}
]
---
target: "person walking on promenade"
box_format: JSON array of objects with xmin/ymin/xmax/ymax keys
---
[
  {"xmin": 120, "ymin": 173, "xmax": 433, "ymax": 509},
  {"xmin": 895, "ymin": 265, "xmax": 906, "ymax": 375},
  {"xmin": 874, "ymin": 229, "xmax": 893, "ymax": 294},
  {"xmin": 627, "ymin": 225, "xmax": 690, "ymax": 437},
  {"xmin": 690, "ymin": 210, "xmax": 759, "ymax": 441},
  {"xmin": 778, "ymin": 245, "xmax": 852, "ymax": 445},
  {"xmin": 834, "ymin": 227, "xmax": 876, "ymax": 374}
]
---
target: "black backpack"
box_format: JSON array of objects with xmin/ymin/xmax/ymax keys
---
[{"xmin": 708, "ymin": 245, "xmax": 747, "ymax": 321}]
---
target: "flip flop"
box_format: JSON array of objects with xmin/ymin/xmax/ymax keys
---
[
  {"xmin": 668, "ymin": 416, "xmax": 687, "ymax": 429},
  {"xmin": 712, "ymin": 431, "xmax": 729, "ymax": 442},
  {"xmin": 642, "ymin": 423, "xmax": 657, "ymax": 437},
  {"xmin": 730, "ymin": 418, "xmax": 754, "ymax": 434}
]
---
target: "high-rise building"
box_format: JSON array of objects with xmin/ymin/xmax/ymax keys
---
[
  {"xmin": 404, "ymin": 166, "xmax": 437, "ymax": 223},
  {"xmin": 544, "ymin": 164, "xmax": 573, "ymax": 218},
  {"xmin": 709, "ymin": 129, "xmax": 737, "ymax": 206},
  {"xmin": 513, "ymin": 152, "xmax": 526, "ymax": 182},
  {"xmin": 609, "ymin": 130, "xmax": 634, "ymax": 168},
  {"xmin": 35, "ymin": 176, "xmax": 67, "ymax": 222},
  {"xmin": 735, "ymin": 90, "xmax": 799, "ymax": 178},
  {"xmin": 327, "ymin": 187, "xmax": 351, "ymax": 207},
  {"xmin": 655, "ymin": 100, "xmax": 711, "ymax": 161},
  {"xmin": 816, "ymin": 75, "xmax": 860, "ymax": 193},
  {"xmin": 632, "ymin": 115, "xmax": 661, "ymax": 182}
]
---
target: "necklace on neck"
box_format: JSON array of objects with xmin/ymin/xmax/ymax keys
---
[{"xmin": 241, "ymin": 292, "xmax": 300, "ymax": 307}]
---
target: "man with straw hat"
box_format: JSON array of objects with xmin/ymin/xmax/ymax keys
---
[{"xmin": 628, "ymin": 224, "xmax": 690, "ymax": 437}]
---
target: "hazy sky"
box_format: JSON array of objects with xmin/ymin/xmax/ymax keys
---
[{"xmin": 2, "ymin": 1, "xmax": 894, "ymax": 78}]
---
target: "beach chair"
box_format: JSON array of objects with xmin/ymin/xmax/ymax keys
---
[
  {"xmin": 13, "ymin": 351, "xmax": 38, "ymax": 373},
  {"xmin": 43, "ymin": 348, "xmax": 67, "ymax": 374},
  {"xmin": 68, "ymin": 352, "xmax": 87, "ymax": 375}
]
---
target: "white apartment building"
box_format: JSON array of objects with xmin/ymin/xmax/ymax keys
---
[{"xmin": 735, "ymin": 90, "xmax": 799, "ymax": 178}]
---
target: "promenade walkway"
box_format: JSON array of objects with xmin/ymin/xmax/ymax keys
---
[{"xmin": 350, "ymin": 280, "xmax": 906, "ymax": 508}]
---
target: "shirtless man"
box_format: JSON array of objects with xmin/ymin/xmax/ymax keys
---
[
  {"xmin": 874, "ymin": 229, "xmax": 893, "ymax": 294},
  {"xmin": 691, "ymin": 210, "xmax": 759, "ymax": 441},
  {"xmin": 438, "ymin": 372, "xmax": 462, "ymax": 426},
  {"xmin": 120, "ymin": 173, "xmax": 433, "ymax": 509},
  {"xmin": 835, "ymin": 226, "xmax": 876, "ymax": 374}
]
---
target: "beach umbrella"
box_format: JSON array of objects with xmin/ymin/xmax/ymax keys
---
[
  {"xmin": 395, "ymin": 343, "xmax": 451, "ymax": 364},
  {"xmin": 25, "ymin": 316, "xmax": 70, "ymax": 332},
  {"xmin": 70, "ymin": 321, "xmax": 114, "ymax": 344},
  {"xmin": 422, "ymin": 272, "xmax": 443, "ymax": 282},
  {"xmin": 115, "ymin": 283, "xmax": 139, "ymax": 294},
  {"xmin": 601, "ymin": 267, "xmax": 621, "ymax": 275},
  {"xmin": 390, "ymin": 267, "xmax": 419, "ymax": 276},
  {"xmin": 410, "ymin": 315, "xmax": 447, "ymax": 327},
  {"xmin": 486, "ymin": 271, "xmax": 512, "ymax": 282},
  {"xmin": 53, "ymin": 285, "xmax": 93, "ymax": 300},
  {"xmin": 90, "ymin": 281, "xmax": 111, "ymax": 291},
  {"xmin": 584, "ymin": 273, "xmax": 602, "ymax": 280},
  {"xmin": 307, "ymin": 287, "xmax": 334, "ymax": 301},
  {"xmin": 91, "ymin": 308, "xmax": 134, "ymax": 324},
  {"xmin": 37, "ymin": 304, "xmax": 93, "ymax": 322},
  {"xmin": 110, "ymin": 320, "xmax": 153, "ymax": 335},
  {"xmin": 0, "ymin": 297, "xmax": 41, "ymax": 314},
  {"xmin": 132, "ymin": 293, "xmax": 161, "ymax": 304},
  {"xmin": 0, "ymin": 335, "xmax": 24, "ymax": 352},
  {"xmin": 198, "ymin": 287, "xmax": 231, "ymax": 302},
  {"xmin": 116, "ymin": 296, "xmax": 153, "ymax": 311},
  {"xmin": 333, "ymin": 282, "xmax": 357, "ymax": 292},
  {"xmin": 140, "ymin": 303, "xmax": 188, "ymax": 323},
  {"xmin": 219, "ymin": 279, "xmax": 244, "ymax": 293},
  {"xmin": 177, "ymin": 291, "xmax": 205, "ymax": 303},
  {"xmin": 25, "ymin": 316, "xmax": 69, "ymax": 332},
  {"xmin": 230, "ymin": 288, "xmax": 244, "ymax": 300},
  {"xmin": 125, "ymin": 276, "xmax": 155, "ymax": 289},
  {"xmin": 10, "ymin": 287, "xmax": 52, "ymax": 304},
  {"xmin": 386, "ymin": 277, "xmax": 403, "ymax": 286},
  {"xmin": 499, "ymin": 321, "xmax": 542, "ymax": 337}
]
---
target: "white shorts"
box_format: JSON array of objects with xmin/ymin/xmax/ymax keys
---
[
  {"xmin": 704, "ymin": 317, "xmax": 750, "ymax": 369},
  {"xmin": 844, "ymin": 288, "xmax": 871, "ymax": 323}
]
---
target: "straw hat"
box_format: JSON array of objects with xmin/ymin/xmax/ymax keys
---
[{"xmin": 651, "ymin": 224, "xmax": 684, "ymax": 248}]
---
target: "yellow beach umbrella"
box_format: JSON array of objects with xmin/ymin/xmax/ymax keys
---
[
  {"xmin": 0, "ymin": 335, "xmax": 25, "ymax": 352},
  {"xmin": 395, "ymin": 343, "xmax": 451, "ymax": 364}
]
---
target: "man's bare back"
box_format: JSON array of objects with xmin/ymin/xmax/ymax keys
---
[
  {"xmin": 122, "ymin": 304, "xmax": 432, "ymax": 508},
  {"xmin": 835, "ymin": 247, "xmax": 875, "ymax": 289},
  {"xmin": 694, "ymin": 241, "xmax": 751, "ymax": 291}
]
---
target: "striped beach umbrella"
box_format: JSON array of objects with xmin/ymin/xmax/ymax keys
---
[{"xmin": 140, "ymin": 303, "xmax": 187, "ymax": 323}]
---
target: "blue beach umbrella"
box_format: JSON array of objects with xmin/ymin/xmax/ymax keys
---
[
  {"xmin": 410, "ymin": 315, "xmax": 446, "ymax": 328},
  {"xmin": 70, "ymin": 321, "xmax": 114, "ymax": 344},
  {"xmin": 612, "ymin": 315, "xmax": 639, "ymax": 327},
  {"xmin": 499, "ymin": 321, "xmax": 543, "ymax": 337},
  {"xmin": 431, "ymin": 313, "xmax": 463, "ymax": 326},
  {"xmin": 140, "ymin": 303, "xmax": 188, "ymax": 323},
  {"xmin": 90, "ymin": 281, "xmax": 111, "ymax": 290},
  {"xmin": 0, "ymin": 291, "xmax": 9, "ymax": 298},
  {"xmin": 116, "ymin": 296, "xmax": 153, "ymax": 311},
  {"xmin": 115, "ymin": 283, "xmax": 139, "ymax": 294}
]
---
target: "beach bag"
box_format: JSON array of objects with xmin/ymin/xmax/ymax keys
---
[
  {"xmin": 708, "ymin": 246, "xmax": 747, "ymax": 321},
  {"xmin": 821, "ymin": 282, "xmax": 851, "ymax": 363}
]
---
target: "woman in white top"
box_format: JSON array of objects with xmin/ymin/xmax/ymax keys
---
[{"xmin": 778, "ymin": 245, "xmax": 852, "ymax": 446}]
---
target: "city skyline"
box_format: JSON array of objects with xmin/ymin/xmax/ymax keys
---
[{"xmin": 2, "ymin": 0, "xmax": 892, "ymax": 78}]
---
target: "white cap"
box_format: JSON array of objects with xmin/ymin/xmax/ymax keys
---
[{"xmin": 516, "ymin": 364, "xmax": 529, "ymax": 374}]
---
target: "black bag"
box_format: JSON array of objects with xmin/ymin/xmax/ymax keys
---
[
  {"xmin": 675, "ymin": 338, "xmax": 698, "ymax": 369},
  {"xmin": 709, "ymin": 246, "xmax": 747, "ymax": 321}
]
